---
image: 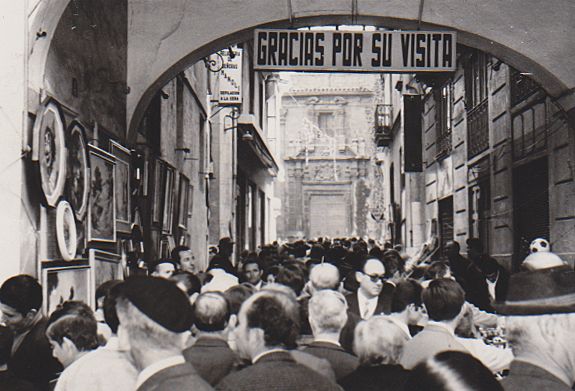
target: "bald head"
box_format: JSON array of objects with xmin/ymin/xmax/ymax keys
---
[
  {"xmin": 192, "ymin": 292, "xmax": 230, "ymax": 332},
  {"xmin": 308, "ymin": 290, "xmax": 348, "ymax": 335},
  {"xmin": 309, "ymin": 263, "xmax": 340, "ymax": 291}
]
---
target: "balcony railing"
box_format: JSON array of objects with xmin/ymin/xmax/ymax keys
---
[
  {"xmin": 510, "ymin": 69, "xmax": 540, "ymax": 107},
  {"xmin": 374, "ymin": 104, "xmax": 393, "ymax": 147},
  {"xmin": 436, "ymin": 129, "xmax": 452, "ymax": 160},
  {"xmin": 467, "ymin": 99, "xmax": 489, "ymax": 159}
]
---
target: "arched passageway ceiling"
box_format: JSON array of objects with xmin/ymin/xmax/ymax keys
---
[{"xmin": 28, "ymin": 0, "xmax": 575, "ymax": 137}]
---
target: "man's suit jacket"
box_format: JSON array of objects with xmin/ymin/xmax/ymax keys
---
[
  {"xmin": 301, "ymin": 341, "xmax": 359, "ymax": 380},
  {"xmin": 8, "ymin": 317, "xmax": 62, "ymax": 391},
  {"xmin": 338, "ymin": 364, "xmax": 409, "ymax": 391},
  {"xmin": 136, "ymin": 363, "xmax": 213, "ymax": 391},
  {"xmin": 501, "ymin": 360, "xmax": 572, "ymax": 391},
  {"xmin": 340, "ymin": 284, "xmax": 395, "ymax": 353},
  {"xmin": 183, "ymin": 336, "xmax": 238, "ymax": 386},
  {"xmin": 467, "ymin": 265, "xmax": 510, "ymax": 313},
  {"xmin": 399, "ymin": 323, "xmax": 468, "ymax": 370},
  {"xmin": 216, "ymin": 350, "xmax": 342, "ymax": 391}
]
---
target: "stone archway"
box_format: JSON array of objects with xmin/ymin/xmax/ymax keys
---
[{"xmin": 27, "ymin": 0, "xmax": 575, "ymax": 138}]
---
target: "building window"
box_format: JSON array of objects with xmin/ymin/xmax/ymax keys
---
[
  {"xmin": 318, "ymin": 112, "xmax": 334, "ymax": 135},
  {"xmin": 512, "ymin": 101, "xmax": 547, "ymax": 161},
  {"xmin": 435, "ymin": 81, "xmax": 453, "ymax": 159},
  {"xmin": 465, "ymin": 50, "xmax": 489, "ymax": 159},
  {"xmin": 510, "ymin": 67, "xmax": 541, "ymax": 107}
]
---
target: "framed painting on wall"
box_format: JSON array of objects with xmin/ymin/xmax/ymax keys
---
[
  {"xmin": 110, "ymin": 140, "xmax": 131, "ymax": 234},
  {"xmin": 89, "ymin": 249, "xmax": 123, "ymax": 291},
  {"xmin": 41, "ymin": 260, "xmax": 92, "ymax": 315},
  {"xmin": 87, "ymin": 145, "xmax": 116, "ymax": 242},
  {"xmin": 32, "ymin": 100, "xmax": 68, "ymax": 207},
  {"xmin": 162, "ymin": 165, "xmax": 175, "ymax": 234},
  {"xmin": 151, "ymin": 159, "xmax": 165, "ymax": 225},
  {"xmin": 66, "ymin": 121, "xmax": 90, "ymax": 221},
  {"xmin": 177, "ymin": 174, "xmax": 190, "ymax": 230}
]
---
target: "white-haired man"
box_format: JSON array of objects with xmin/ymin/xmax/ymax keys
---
[
  {"xmin": 302, "ymin": 290, "xmax": 358, "ymax": 380},
  {"xmin": 496, "ymin": 265, "xmax": 575, "ymax": 391},
  {"xmin": 309, "ymin": 263, "xmax": 340, "ymax": 293},
  {"xmin": 115, "ymin": 276, "xmax": 213, "ymax": 391}
]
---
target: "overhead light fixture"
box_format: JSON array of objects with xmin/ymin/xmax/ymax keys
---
[{"xmin": 241, "ymin": 130, "xmax": 254, "ymax": 142}]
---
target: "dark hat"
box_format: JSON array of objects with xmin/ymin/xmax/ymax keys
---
[
  {"xmin": 218, "ymin": 237, "xmax": 235, "ymax": 246},
  {"xmin": 119, "ymin": 276, "xmax": 193, "ymax": 333},
  {"xmin": 466, "ymin": 238, "xmax": 483, "ymax": 251},
  {"xmin": 493, "ymin": 266, "xmax": 575, "ymax": 315}
]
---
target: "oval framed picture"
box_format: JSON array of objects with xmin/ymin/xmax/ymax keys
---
[
  {"xmin": 66, "ymin": 121, "xmax": 90, "ymax": 221},
  {"xmin": 56, "ymin": 200, "xmax": 78, "ymax": 261},
  {"xmin": 32, "ymin": 101, "xmax": 67, "ymax": 207}
]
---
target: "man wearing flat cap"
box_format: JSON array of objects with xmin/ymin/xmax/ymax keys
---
[
  {"xmin": 495, "ymin": 262, "xmax": 575, "ymax": 391},
  {"xmin": 115, "ymin": 276, "xmax": 213, "ymax": 391}
]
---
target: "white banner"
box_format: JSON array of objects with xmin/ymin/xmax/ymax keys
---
[{"xmin": 254, "ymin": 29, "xmax": 456, "ymax": 72}]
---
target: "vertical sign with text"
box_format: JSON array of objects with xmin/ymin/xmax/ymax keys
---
[{"xmin": 218, "ymin": 47, "xmax": 242, "ymax": 105}]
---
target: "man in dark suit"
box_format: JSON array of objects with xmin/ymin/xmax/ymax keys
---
[
  {"xmin": 184, "ymin": 292, "xmax": 238, "ymax": 385},
  {"xmin": 341, "ymin": 258, "xmax": 395, "ymax": 352},
  {"xmin": 216, "ymin": 290, "xmax": 341, "ymax": 391},
  {"xmin": 0, "ymin": 275, "xmax": 62, "ymax": 391},
  {"xmin": 115, "ymin": 276, "xmax": 213, "ymax": 391},
  {"xmin": 0, "ymin": 325, "xmax": 39, "ymax": 391},
  {"xmin": 302, "ymin": 290, "xmax": 358, "ymax": 380}
]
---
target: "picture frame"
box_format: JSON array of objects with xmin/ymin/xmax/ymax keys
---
[
  {"xmin": 162, "ymin": 165, "xmax": 175, "ymax": 234},
  {"xmin": 89, "ymin": 249, "xmax": 123, "ymax": 291},
  {"xmin": 32, "ymin": 100, "xmax": 68, "ymax": 207},
  {"xmin": 87, "ymin": 145, "xmax": 116, "ymax": 242},
  {"xmin": 177, "ymin": 174, "xmax": 190, "ymax": 229},
  {"xmin": 110, "ymin": 140, "xmax": 131, "ymax": 234},
  {"xmin": 55, "ymin": 200, "xmax": 77, "ymax": 261},
  {"xmin": 151, "ymin": 159, "xmax": 164, "ymax": 225},
  {"xmin": 41, "ymin": 260, "xmax": 93, "ymax": 315},
  {"xmin": 66, "ymin": 121, "xmax": 90, "ymax": 221}
]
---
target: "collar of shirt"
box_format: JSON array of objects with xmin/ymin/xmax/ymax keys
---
[
  {"xmin": 104, "ymin": 336, "xmax": 120, "ymax": 351},
  {"xmin": 486, "ymin": 272, "xmax": 499, "ymax": 300},
  {"xmin": 313, "ymin": 338, "xmax": 342, "ymax": 347},
  {"xmin": 357, "ymin": 290, "xmax": 378, "ymax": 319},
  {"xmin": 252, "ymin": 348, "xmax": 286, "ymax": 364},
  {"xmin": 426, "ymin": 321, "xmax": 456, "ymax": 336},
  {"xmin": 387, "ymin": 316, "xmax": 412, "ymax": 339},
  {"xmin": 135, "ymin": 355, "xmax": 185, "ymax": 390}
]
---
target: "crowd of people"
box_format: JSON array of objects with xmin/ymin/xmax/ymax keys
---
[{"xmin": 0, "ymin": 235, "xmax": 574, "ymax": 391}]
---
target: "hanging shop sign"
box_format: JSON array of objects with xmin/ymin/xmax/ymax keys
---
[
  {"xmin": 254, "ymin": 29, "xmax": 456, "ymax": 72},
  {"xmin": 218, "ymin": 47, "xmax": 243, "ymax": 105}
]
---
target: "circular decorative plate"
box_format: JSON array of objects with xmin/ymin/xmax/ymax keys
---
[
  {"xmin": 66, "ymin": 122, "xmax": 90, "ymax": 221},
  {"xmin": 33, "ymin": 101, "xmax": 67, "ymax": 207},
  {"xmin": 56, "ymin": 200, "xmax": 78, "ymax": 261}
]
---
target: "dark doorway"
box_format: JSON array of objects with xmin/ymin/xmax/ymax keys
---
[
  {"xmin": 513, "ymin": 157, "xmax": 549, "ymax": 270},
  {"xmin": 438, "ymin": 196, "xmax": 454, "ymax": 259}
]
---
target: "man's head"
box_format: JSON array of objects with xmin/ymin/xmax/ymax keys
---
[
  {"xmin": 0, "ymin": 275, "xmax": 43, "ymax": 334},
  {"xmin": 466, "ymin": 238, "xmax": 483, "ymax": 262},
  {"xmin": 275, "ymin": 262, "xmax": 306, "ymax": 297},
  {"xmin": 242, "ymin": 259, "xmax": 263, "ymax": 286},
  {"xmin": 445, "ymin": 241, "xmax": 461, "ymax": 260},
  {"xmin": 382, "ymin": 250, "xmax": 404, "ymax": 278},
  {"xmin": 309, "ymin": 263, "xmax": 340, "ymax": 292},
  {"xmin": 218, "ymin": 237, "xmax": 234, "ymax": 257},
  {"xmin": 356, "ymin": 258, "xmax": 386, "ymax": 298},
  {"xmin": 233, "ymin": 290, "xmax": 299, "ymax": 360},
  {"xmin": 391, "ymin": 279, "xmax": 425, "ymax": 325},
  {"xmin": 422, "ymin": 278, "xmax": 465, "ymax": 322},
  {"xmin": 171, "ymin": 246, "xmax": 199, "ymax": 274},
  {"xmin": 308, "ymin": 290, "xmax": 347, "ymax": 338},
  {"xmin": 192, "ymin": 292, "xmax": 230, "ymax": 333},
  {"xmin": 478, "ymin": 257, "xmax": 500, "ymax": 281},
  {"xmin": 115, "ymin": 276, "xmax": 193, "ymax": 370},
  {"xmin": 150, "ymin": 259, "xmax": 176, "ymax": 279},
  {"xmin": 46, "ymin": 301, "xmax": 99, "ymax": 368},
  {"xmin": 354, "ymin": 316, "xmax": 409, "ymax": 366},
  {"xmin": 424, "ymin": 262, "xmax": 452, "ymax": 281}
]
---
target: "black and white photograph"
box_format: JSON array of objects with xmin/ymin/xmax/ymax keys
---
[{"xmin": 0, "ymin": 2, "xmax": 574, "ymax": 391}]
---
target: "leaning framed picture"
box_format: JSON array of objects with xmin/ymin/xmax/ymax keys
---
[
  {"xmin": 41, "ymin": 260, "xmax": 93, "ymax": 315},
  {"xmin": 110, "ymin": 140, "xmax": 131, "ymax": 234},
  {"xmin": 87, "ymin": 145, "xmax": 116, "ymax": 242},
  {"xmin": 89, "ymin": 249, "xmax": 123, "ymax": 291},
  {"xmin": 162, "ymin": 165, "xmax": 175, "ymax": 234},
  {"xmin": 66, "ymin": 121, "xmax": 90, "ymax": 221},
  {"xmin": 177, "ymin": 174, "xmax": 190, "ymax": 230},
  {"xmin": 32, "ymin": 100, "xmax": 68, "ymax": 207}
]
